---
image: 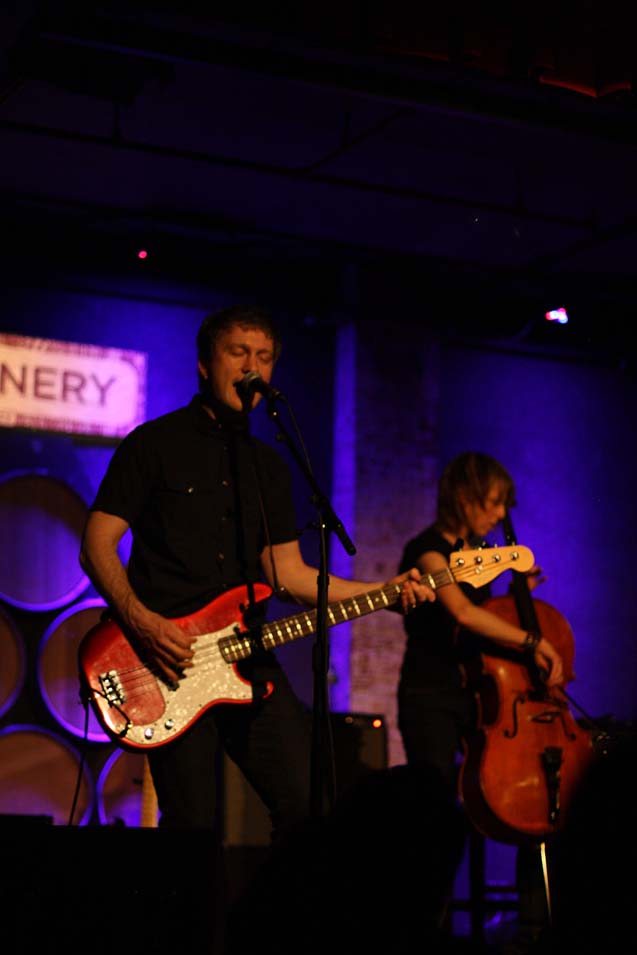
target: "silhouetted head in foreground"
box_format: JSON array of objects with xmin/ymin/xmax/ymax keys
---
[{"xmin": 227, "ymin": 762, "xmax": 469, "ymax": 954}]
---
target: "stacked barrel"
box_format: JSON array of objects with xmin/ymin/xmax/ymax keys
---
[{"xmin": 0, "ymin": 470, "xmax": 154, "ymax": 828}]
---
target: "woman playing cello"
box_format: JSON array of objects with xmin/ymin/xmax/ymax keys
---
[{"xmin": 397, "ymin": 452, "xmax": 565, "ymax": 954}]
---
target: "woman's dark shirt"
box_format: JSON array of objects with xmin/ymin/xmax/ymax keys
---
[{"xmin": 398, "ymin": 525, "xmax": 493, "ymax": 690}]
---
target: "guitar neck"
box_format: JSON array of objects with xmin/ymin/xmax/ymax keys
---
[
  {"xmin": 219, "ymin": 544, "xmax": 532, "ymax": 664},
  {"xmin": 222, "ymin": 565, "xmax": 454, "ymax": 662}
]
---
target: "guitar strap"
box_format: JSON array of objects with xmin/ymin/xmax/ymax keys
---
[
  {"xmin": 226, "ymin": 430, "xmax": 256, "ymax": 619},
  {"xmin": 247, "ymin": 435, "xmax": 283, "ymax": 601},
  {"xmin": 228, "ymin": 429, "xmax": 280, "ymax": 630}
]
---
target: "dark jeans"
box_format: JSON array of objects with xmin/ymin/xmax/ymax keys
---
[
  {"xmin": 145, "ymin": 654, "xmax": 312, "ymax": 954},
  {"xmin": 148, "ymin": 653, "xmax": 312, "ymax": 838},
  {"xmin": 398, "ymin": 681, "xmax": 477, "ymax": 794},
  {"xmin": 398, "ymin": 680, "xmax": 548, "ymax": 935}
]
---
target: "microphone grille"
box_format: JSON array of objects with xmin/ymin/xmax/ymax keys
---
[{"xmin": 235, "ymin": 371, "xmax": 261, "ymax": 401}]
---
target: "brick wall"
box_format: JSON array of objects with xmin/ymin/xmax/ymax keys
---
[{"xmin": 337, "ymin": 320, "xmax": 441, "ymax": 764}]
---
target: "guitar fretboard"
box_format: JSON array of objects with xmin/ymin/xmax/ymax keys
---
[{"xmin": 219, "ymin": 565, "xmax": 454, "ymax": 663}]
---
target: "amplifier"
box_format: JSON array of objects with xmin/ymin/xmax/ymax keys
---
[{"xmin": 222, "ymin": 711, "xmax": 387, "ymax": 848}]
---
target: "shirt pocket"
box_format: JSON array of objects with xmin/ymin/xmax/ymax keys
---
[{"xmin": 153, "ymin": 479, "xmax": 221, "ymax": 548}]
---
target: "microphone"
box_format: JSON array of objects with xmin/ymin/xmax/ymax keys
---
[{"xmin": 235, "ymin": 371, "xmax": 284, "ymax": 405}]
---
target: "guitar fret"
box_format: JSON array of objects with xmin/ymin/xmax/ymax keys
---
[
  {"xmin": 270, "ymin": 624, "xmax": 284, "ymax": 646},
  {"xmin": 262, "ymin": 624, "xmax": 278, "ymax": 649},
  {"xmin": 221, "ymin": 634, "xmax": 251, "ymax": 661},
  {"xmin": 265, "ymin": 614, "xmax": 316, "ymax": 649},
  {"xmin": 431, "ymin": 567, "xmax": 453, "ymax": 589}
]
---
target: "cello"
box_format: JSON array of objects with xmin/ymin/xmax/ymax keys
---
[{"xmin": 458, "ymin": 511, "xmax": 598, "ymax": 848}]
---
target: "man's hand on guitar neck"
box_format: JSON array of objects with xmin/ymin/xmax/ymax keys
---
[{"xmin": 395, "ymin": 567, "xmax": 437, "ymax": 614}]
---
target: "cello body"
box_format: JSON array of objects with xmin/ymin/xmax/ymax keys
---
[{"xmin": 458, "ymin": 533, "xmax": 597, "ymax": 845}]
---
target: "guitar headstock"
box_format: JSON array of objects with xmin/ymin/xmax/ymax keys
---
[{"xmin": 449, "ymin": 544, "xmax": 535, "ymax": 588}]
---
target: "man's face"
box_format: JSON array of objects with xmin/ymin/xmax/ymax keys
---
[{"xmin": 198, "ymin": 323, "xmax": 276, "ymax": 412}]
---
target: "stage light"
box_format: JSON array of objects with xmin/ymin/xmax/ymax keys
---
[
  {"xmin": 137, "ymin": 249, "xmax": 148, "ymax": 260},
  {"xmin": 545, "ymin": 307, "xmax": 568, "ymax": 324}
]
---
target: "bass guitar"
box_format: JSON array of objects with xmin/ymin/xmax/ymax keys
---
[{"xmin": 79, "ymin": 544, "xmax": 533, "ymax": 750}]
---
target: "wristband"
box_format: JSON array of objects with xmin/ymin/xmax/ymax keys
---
[{"xmin": 523, "ymin": 631, "xmax": 541, "ymax": 651}]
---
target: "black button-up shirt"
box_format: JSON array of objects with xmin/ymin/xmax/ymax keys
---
[{"xmin": 91, "ymin": 395, "xmax": 298, "ymax": 617}]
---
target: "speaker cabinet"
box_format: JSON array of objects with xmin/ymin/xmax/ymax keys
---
[
  {"xmin": 330, "ymin": 710, "xmax": 388, "ymax": 794},
  {"xmin": 221, "ymin": 711, "xmax": 387, "ymax": 904},
  {"xmin": 221, "ymin": 711, "xmax": 387, "ymax": 848}
]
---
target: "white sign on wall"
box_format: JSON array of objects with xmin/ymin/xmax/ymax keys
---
[{"xmin": 0, "ymin": 333, "xmax": 147, "ymax": 439}]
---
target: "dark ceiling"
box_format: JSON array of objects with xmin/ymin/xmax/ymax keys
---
[{"xmin": 1, "ymin": 3, "xmax": 636, "ymax": 361}]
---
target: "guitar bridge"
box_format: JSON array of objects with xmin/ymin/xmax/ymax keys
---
[{"xmin": 99, "ymin": 669, "xmax": 126, "ymax": 706}]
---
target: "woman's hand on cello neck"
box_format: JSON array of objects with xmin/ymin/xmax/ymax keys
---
[{"xmin": 526, "ymin": 563, "xmax": 547, "ymax": 592}]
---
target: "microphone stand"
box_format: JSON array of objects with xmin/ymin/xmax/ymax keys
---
[{"xmin": 265, "ymin": 396, "xmax": 356, "ymax": 819}]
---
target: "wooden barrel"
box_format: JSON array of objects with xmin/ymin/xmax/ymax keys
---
[
  {"xmin": 0, "ymin": 471, "xmax": 89, "ymax": 610},
  {"xmin": 0, "ymin": 605, "xmax": 26, "ymax": 720},
  {"xmin": 0, "ymin": 724, "xmax": 94, "ymax": 825},
  {"xmin": 37, "ymin": 598, "xmax": 110, "ymax": 742},
  {"xmin": 96, "ymin": 749, "xmax": 158, "ymax": 827}
]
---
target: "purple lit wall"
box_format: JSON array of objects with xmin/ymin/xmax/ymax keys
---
[
  {"xmin": 439, "ymin": 343, "xmax": 637, "ymax": 724},
  {"xmin": 328, "ymin": 322, "xmax": 357, "ymax": 711}
]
